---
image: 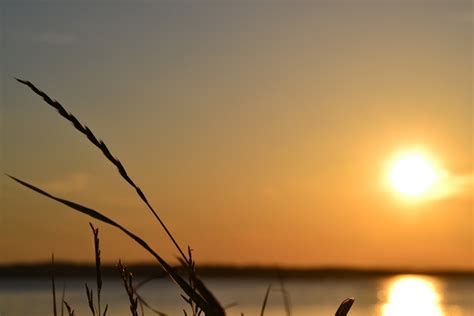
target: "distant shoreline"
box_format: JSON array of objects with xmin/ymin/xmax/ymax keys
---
[{"xmin": 1, "ymin": 263, "xmax": 472, "ymax": 279}]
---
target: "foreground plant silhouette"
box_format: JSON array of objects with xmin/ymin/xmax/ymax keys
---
[{"xmin": 9, "ymin": 79, "xmax": 354, "ymax": 315}]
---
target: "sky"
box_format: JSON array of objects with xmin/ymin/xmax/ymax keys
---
[{"xmin": 1, "ymin": 1, "xmax": 472, "ymax": 270}]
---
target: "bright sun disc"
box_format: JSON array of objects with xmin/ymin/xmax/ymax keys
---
[{"xmin": 389, "ymin": 152, "xmax": 438, "ymax": 197}]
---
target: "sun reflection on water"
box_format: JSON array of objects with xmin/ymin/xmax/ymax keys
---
[{"xmin": 381, "ymin": 275, "xmax": 445, "ymax": 316}]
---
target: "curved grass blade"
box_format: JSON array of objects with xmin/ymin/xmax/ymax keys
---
[
  {"xmin": 335, "ymin": 298, "xmax": 354, "ymax": 316},
  {"xmin": 190, "ymin": 274, "xmax": 225, "ymax": 315},
  {"xmin": 63, "ymin": 301, "xmax": 75, "ymax": 316},
  {"xmin": 52, "ymin": 254, "xmax": 57, "ymax": 316},
  {"xmin": 61, "ymin": 284, "xmax": 66, "ymax": 316},
  {"xmin": 6, "ymin": 174, "xmax": 223, "ymax": 315},
  {"xmin": 279, "ymin": 278, "xmax": 291, "ymax": 316},
  {"xmin": 260, "ymin": 284, "xmax": 271, "ymax": 316},
  {"xmin": 178, "ymin": 258, "xmax": 225, "ymax": 315},
  {"xmin": 16, "ymin": 78, "xmax": 188, "ymax": 264},
  {"xmin": 136, "ymin": 293, "xmax": 167, "ymax": 316}
]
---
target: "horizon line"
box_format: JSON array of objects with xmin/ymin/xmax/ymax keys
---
[{"xmin": 1, "ymin": 262, "xmax": 473, "ymax": 278}]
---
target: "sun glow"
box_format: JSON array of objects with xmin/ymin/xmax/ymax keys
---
[
  {"xmin": 381, "ymin": 275, "xmax": 444, "ymax": 316},
  {"xmin": 388, "ymin": 150, "xmax": 440, "ymax": 198}
]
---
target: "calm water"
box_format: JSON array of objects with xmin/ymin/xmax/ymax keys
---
[{"xmin": 1, "ymin": 275, "xmax": 472, "ymax": 315}]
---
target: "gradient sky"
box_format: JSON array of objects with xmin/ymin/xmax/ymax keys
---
[{"xmin": 1, "ymin": 1, "xmax": 472, "ymax": 269}]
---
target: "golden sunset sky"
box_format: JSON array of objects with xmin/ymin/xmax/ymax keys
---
[{"xmin": 1, "ymin": 1, "xmax": 472, "ymax": 270}]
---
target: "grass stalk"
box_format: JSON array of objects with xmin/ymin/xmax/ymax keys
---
[
  {"xmin": 279, "ymin": 278, "xmax": 291, "ymax": 316},
  {"xmin": 16, "ymin": 78, "xmax": 189, "ymax": 265},
  {"xmin": 51, "ymin": 253, "xmax": 57, "ymax": 316},
  {"xmin": 89, "ymin": 223, "xmax": 106, "ymax": 316},
  {"xmin": 11, "ymin": 78, "xmax": 355, "ymax": 316},
  {"xmin": 85, "ymin": 283, "xmax": 96, "ymax": 315},
  {"xmin": 61, "ymin": 284, "xmax": 66, "ymax": 316},
  {"xmin": 63, "ymin": 301, "xmax": 75, "ymax": 316},
  {"xmin": 118, "ymin": 261, "xmax": 139, "ymax": 316},
  {"xmin": 259, "ymin": 284, "xmax": 271, "ymax": 316},
  {"xmin": 7, "ymin": 174, "xmax": 224, "ymax": 315}
]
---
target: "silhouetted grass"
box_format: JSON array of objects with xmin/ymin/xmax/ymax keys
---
[
  {"xmin": 85, "ymin": 223, "xmax": 108, "ymax": 316},
  {"xmin": 259, "ymin": 285, "xmax": 271, "ymax": 316},
  {"xmin": 51, "ymin": 254, "xmax": 57, "ymax": 316},
  {"xmin": 118, "ymin": 261, "xmax": 139, "ymax": 316},
  {"xmin": 15, "ymin": 78, "xmax": 189, "ymax": 265},
  {"xmin": 336, "ymin": 298, "xmax": 355, "ymax": 316},
  {"xmin": 63, "ymin": 301, "xmax": 75, "ymax": 316},
  {"xmin": 10, "ymin": 79, "xmax": 354, "ymax": 315},
  {"xmin": 8, "ymin": 174, "xmax": 221, "ymax": 315}
]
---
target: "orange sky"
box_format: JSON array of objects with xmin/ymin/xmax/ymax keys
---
[{"xmin": 1, "ymin": 1, "xmax": 472, "ymax": 269}]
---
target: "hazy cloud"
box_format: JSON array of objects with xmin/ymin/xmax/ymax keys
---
[{"xmin": 40, "ymin": 173, "xmax": 89, "ymax": 194}]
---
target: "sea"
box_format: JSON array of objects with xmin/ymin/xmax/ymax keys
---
[{"xmin": 1, "ymin": 274, "xmax": 472, "ymax": 316}]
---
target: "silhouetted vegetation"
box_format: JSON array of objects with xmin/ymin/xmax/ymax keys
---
[{"xmin": 8, "ymin": 79, "xmax": 354, "ymax": 315}]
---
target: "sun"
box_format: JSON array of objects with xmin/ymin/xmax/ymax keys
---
[{"xmin": 388, "ymin": 151, "xmax": 439, "ymax": 198}]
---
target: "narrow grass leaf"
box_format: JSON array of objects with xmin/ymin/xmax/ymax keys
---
[
  {"xmin": 51, "ymin": 253, "xmax": 57, "ymax": 316},
  {"xmin": 63, "ymin": 301, "xmax": 75, "ymax": 316},
  {"xmin": 335, "ymin": 298, "xmax": 354, "ymax": 316},
  {"xmin": 260, "ymin": 284, "xmax": 272, "ymax": 316},
  {"xmin": 61, "ymin": 284, "xmax": 66, "ymax": 316},
  {"xmin": 16, "ymin": 78, "xmax": 188, "ymax": 264},
  {"xmin": 7, "ymin": 174, "xmax": 220, "ymax": 315},
  {"xmin": 178, "ymin": 258, "xmax": 225, "ymax": 315}
]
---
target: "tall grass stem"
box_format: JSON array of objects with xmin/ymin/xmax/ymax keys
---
[{"xmin": 16, "ymin": 78, "xmax": 188, "ymax": 264}]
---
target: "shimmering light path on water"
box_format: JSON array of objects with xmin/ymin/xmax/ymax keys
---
[{"xmin": 379, "ymin": 275, "xmax": 446, "ymax": 316}]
